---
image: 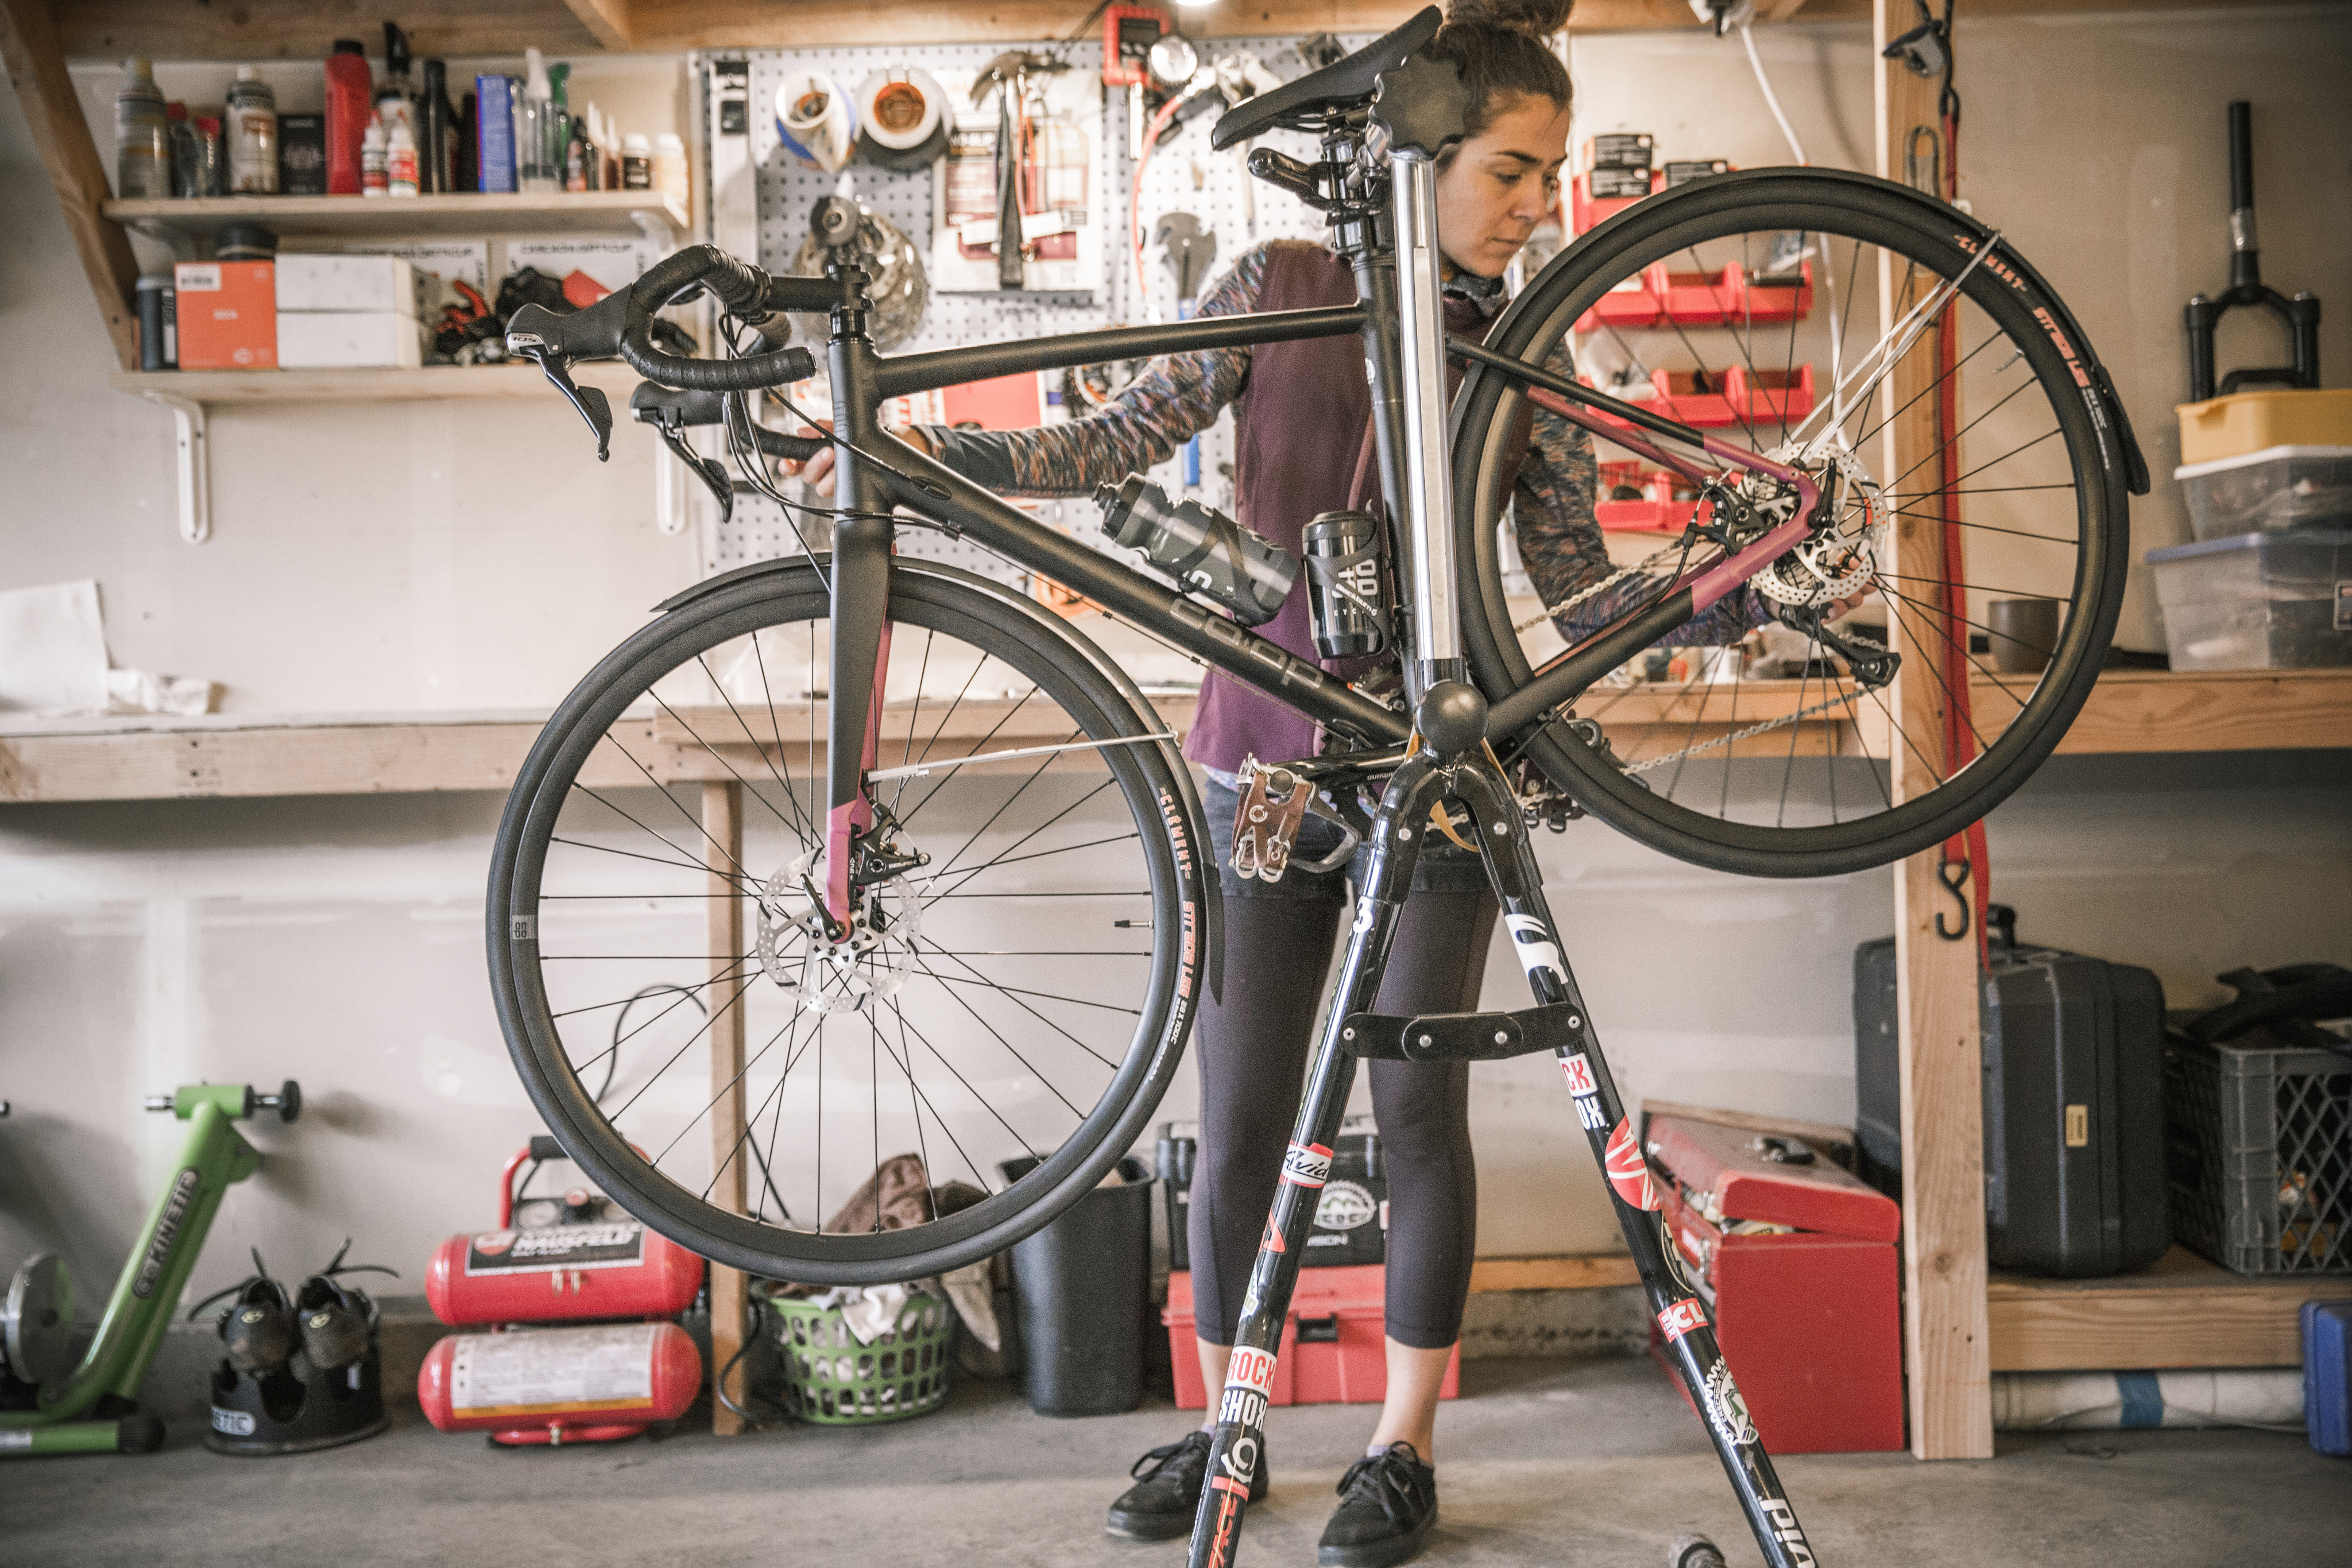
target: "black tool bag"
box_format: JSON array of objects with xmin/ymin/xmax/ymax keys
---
[{"xmin": 1854, "ymin": 907, "xmax": 2171, "ymax": 1277}]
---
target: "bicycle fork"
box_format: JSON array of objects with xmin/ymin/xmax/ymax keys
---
[{"xmin": 1184, "ymin": 695, "xmax": 1820, "ymax": 1568}]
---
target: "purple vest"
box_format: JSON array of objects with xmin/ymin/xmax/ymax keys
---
[{"xmin": 1184, "ymin": 242, "xmax": 1526, "ymax": 776}]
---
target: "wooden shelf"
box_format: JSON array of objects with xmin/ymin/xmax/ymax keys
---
[
  {"xmin": 0, "ymin": 696, "xmax": 1202, "ymax": 804},
  {"xmin": 99, "ymin": 191, "xmax": 687, "ymax": 245},
  {"xmin": 1989, "ymin": 1247, "xmax": 2352, "ymax": 1371},
  {"xmin": 109, "ymin": 361, "xmax": 643, "ymax": 406},
  {"xmin": 1993, "ymin": 666, "xmax": 2352, "ymax": 755}
]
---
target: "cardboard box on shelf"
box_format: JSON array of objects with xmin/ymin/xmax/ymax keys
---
[
  {"xmin": 277, "ymin": 311, "xmax": 427, "ymax": 369},
  {"xmin": 173, "ymin": 261, "xmax": 276, "ymax": 370},
  {"xmin": 276, "ymin": 254, "xmax": 428, "ymax": 318}
]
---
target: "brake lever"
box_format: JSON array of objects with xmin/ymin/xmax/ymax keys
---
[
  {"xmin": 629, "ymin": 383, "xmax": 735, "ymax": 521},
  {"xmin": 519, "ymin": 349, "xmax": 613, "ymax": 459}
]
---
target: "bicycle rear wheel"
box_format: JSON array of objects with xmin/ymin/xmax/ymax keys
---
[
  {"xmin": 1453, "ymin": 169, "xmax": 2135, "ymax": 877},
  {"xmin": 488, "ymin": 560, "xmax": 1205, "ymax": 1284}
]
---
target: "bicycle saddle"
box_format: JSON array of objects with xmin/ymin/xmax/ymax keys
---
[{"xmin": 1210, "ymin": 5, "xmax": 1440, "ymax": 150}]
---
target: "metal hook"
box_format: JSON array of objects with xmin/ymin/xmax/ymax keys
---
[{"xmin": 1933, "ymin": 857, "xmax": 1971, "ymax": 941}]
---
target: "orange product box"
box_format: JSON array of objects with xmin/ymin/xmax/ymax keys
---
[{"xmin": 173, "ymin": 261, "xmax": 277, "ymax": 369}]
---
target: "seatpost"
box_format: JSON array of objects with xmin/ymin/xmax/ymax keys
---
[{"xmin": 1389, "ymin": 148, "xmax": 1464, "ymax": 704}]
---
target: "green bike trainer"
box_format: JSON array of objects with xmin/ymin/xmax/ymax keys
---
[{"xmin": 0, "ymin": 1080, "xmax": 299, "ymax": 1457}]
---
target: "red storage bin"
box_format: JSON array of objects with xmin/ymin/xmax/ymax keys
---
[
  {"xmin": 1642, "ymin": 1114, "xmax": 1904, "ymax": 1454},
  {"xmin": 1164, "ymin": 1266, "xmax": 1460, "ymax": 1410}
]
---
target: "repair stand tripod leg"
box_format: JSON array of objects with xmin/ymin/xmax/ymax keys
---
[{"xmin": 1183, "ymin": 689, "xmax": 1821, "ymax": 1568}]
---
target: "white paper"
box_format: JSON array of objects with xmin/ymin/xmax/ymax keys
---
[{"xmin": 0, "ymin": 580, "xmax": 109, "ymax": 715}]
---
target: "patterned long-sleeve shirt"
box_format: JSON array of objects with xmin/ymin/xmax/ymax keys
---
[{"xmin": 915, "ymin": 241, "xmax": 1762, "ymax": 653}]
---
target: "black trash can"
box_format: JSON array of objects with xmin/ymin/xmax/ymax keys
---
[{"xmin": 1000, "ymin": 1155, "xmax": 1154, "ymax": 1416}]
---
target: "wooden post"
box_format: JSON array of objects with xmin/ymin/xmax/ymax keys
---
[
  {"xmin": 703, "ymin": 779, "xmax": 752, "ymax": 1435},
  {"xmin": 0, "ymin": 0, "xmax": 142, "ymax": 370},
  {"xmin": 1877, "ymin": 0, "xmax": 1995, "ymax": 1462}
]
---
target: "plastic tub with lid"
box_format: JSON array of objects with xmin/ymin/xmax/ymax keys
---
[{"xmin": 2144, "ymin": 528, "xmax": 2352, "ymax": 671}]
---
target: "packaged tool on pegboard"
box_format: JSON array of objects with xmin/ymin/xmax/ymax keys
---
[{"xmin": 1156, "ymin": 1114, "xmax": 1384, "ymax": 1268}]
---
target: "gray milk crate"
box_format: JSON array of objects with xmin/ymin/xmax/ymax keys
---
[{"xmin": 2164, "ymin": 1024, "xmax": 2352, "ymax": 1274}]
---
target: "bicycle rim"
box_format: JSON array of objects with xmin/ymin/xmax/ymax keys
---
[
  {"xmin": 489, "ymin": 561, "xmax": 1201, "ymax": 1284},
  {"xmin": 1454, "ymin": 169, "xmax": 2129, "ymax": 878}
]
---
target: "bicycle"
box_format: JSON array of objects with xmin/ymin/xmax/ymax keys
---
[{"xmin": 490, "ymin": 10, "xmax": 2146, "ymax": 1565}]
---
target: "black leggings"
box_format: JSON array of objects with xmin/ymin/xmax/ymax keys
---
[{"xmin": 1187, "ymin": 889, "xmax": 1497, "ymax": 1350}]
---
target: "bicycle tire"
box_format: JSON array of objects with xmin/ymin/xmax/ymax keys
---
[
  {"xmin": 1452, "ymin": 168, "xmax": 2133, "ymax": 878},
  {"xmin": 488, "ymin": 559, "xmax": 1206, "ymax": 1284}
]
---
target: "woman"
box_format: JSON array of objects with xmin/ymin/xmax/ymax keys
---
[{"xmin": 799, "ymin": 4, "xmax": 1723, "ymax": 1561}]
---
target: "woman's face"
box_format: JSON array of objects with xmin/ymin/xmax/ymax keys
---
[{"xmin": 1434, "ymin": 94, "xmax": 1572, "ymax": 278}]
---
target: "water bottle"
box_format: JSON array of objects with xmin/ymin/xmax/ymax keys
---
[
  {"xmin": 1303, "ymin": 509, "xmax": 1389, "ymax": 659},
  {"xmin": 1096, "ymin": 475, "xmax": 1297, "ymax": 626},
  {"xmin": 114, "ymin": 59, "xmax": 171, "ymax": 199}
]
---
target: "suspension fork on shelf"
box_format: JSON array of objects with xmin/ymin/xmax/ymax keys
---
[{"xmin": 1184, "ymin": 693, "xmax": 1821, "ymax": 1568}]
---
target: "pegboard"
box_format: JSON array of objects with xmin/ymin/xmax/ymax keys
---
[{"xmin": 695, "ymin": 32, "xmax": 1377, "ymax": 585}]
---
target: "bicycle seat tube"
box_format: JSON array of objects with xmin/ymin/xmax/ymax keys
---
[{"xmin": 1388, "ymin": 145, "xmax": 1467, "ymax": 705}]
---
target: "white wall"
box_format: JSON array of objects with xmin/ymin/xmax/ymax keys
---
[{"xmin": 3, "ymin": 11, "xmax": 2349, "ymax": 1306}]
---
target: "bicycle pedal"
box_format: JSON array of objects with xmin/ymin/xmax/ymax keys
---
[{"xmin": 1231, "ymin": 764, "xmax": 1312, "ymax": 884}]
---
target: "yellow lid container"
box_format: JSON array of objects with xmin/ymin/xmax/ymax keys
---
[{"xmin": 2176, "ymin": 388, "xmax": 2352, "ymax": 467}]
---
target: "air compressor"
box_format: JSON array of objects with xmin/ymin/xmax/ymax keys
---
[{"xmin": 417, "ymin": 1137, "xmax": 705, "ymax": 1446}]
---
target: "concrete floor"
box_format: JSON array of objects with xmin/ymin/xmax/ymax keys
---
[{"xmin": 6, "ymin": 1357, "xmax": 2346, "ymax": 1567}]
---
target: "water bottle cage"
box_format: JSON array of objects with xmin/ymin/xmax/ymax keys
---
[{"xmin": 1169, "ymin": 509, "xmax": 1283, "ymax": 622}]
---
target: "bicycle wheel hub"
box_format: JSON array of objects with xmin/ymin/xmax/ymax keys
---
[
  {"xmin": 754, "ymin": 849, "xmax": 922, "ymax": 1015},
  {"xmin": 1753, "ymin": 442, "xmax": 1885, "ymax": 608}
]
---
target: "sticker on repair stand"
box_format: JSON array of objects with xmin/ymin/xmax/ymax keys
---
[
  {"xmin": 1605, "ymin": 1118, "xmax": 1661, "ymax": 1210},
  {"xmin": 1226, "ymin": 1345, "xmax": 1278, "ymax": 1398},
  {"xmin": 1281, "ymin": 1141, "xmax": 1331, "ymax": 1189},
  {"xmin": 1505, "ymin": 914, "xmax": 1566, "ymax": 985},
  {"xmin": 1561, "ymin": 1053, "xmax": 1598, "ymax": 1098},
  {"xmin": 1656, "ymin": 1298, "xmax": 1708, "ymax": 1342}
]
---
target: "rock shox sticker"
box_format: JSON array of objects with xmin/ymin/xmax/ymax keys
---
[
  {"xmin": 1561, "ymin": 1053, "xmax": 1598, "ymax": 1097},
  {"xmin": 1604, "ymin": 1118, "xmax": 1660, "ymax": 1211},
  {"xmin": 1280, "ymin": 1141, "xmax": 1331, "ymax": 1189}
]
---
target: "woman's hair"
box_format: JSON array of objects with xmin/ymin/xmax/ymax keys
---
[{"xmin": 1428, "ymin": 0, "xmax": 1575, "ymax": 142}]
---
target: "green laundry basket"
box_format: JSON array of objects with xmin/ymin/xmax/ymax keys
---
[{"xmin": 759, "ymin": 1284, "xmax": 955, "ymax": 1425}]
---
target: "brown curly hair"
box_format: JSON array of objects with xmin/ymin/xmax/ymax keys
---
[{"xmin": 1428, "ymin": 0, "xmax": 1575, "ymax": 142}]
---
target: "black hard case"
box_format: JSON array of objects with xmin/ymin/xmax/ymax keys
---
[
  {"xmin": 1854, "ymin": 918, "xmax": 2170, "ymax": 1277},
  {"xmin": 1155, "ymin": 1122, "xmax": 1386, "ymax": 1270}
]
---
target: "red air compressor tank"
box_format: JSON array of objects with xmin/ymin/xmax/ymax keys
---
[
  {"xmin": 424, "ymin": 1218, "xmax": 704, "ymax": 1326},
  {"xmin": 416, "ymin": 1321, "xmax": 702, "ymax": 1444}
]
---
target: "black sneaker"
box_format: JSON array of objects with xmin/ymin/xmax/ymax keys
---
[
  {"xmin": 1317, "ymin": 1441, "xmax": 1437, "ymax": 1568},
  {"xmin": 1106, "ymin": 1430, "xmax": 1270, "ymax": 1542}
]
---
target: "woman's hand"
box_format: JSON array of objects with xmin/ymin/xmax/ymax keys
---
[{"xmin": 788, "ymin": 423, "xmax": 933, "ymax": 497}]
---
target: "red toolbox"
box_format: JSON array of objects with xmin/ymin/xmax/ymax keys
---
[
  {"xmin": 1163, "ymin": 1265, "xmax": 1460, "ymax": 1410},
  {"xmin": 1643, "ymin": 1114, "xmax": 1904, "ymax": 1453}
]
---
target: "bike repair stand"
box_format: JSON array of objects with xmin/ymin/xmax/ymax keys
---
[
  {"xmin": 1183, "ymin": 37, "xmax": 1817, "ymax": 1568},
  {"xmin": 1, "ymin": 1081, "xmax": 299, "ymax": 1458}
]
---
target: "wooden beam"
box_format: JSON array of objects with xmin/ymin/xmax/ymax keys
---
[
  {"xmin": 703, "ymin": 779, "xmax": 752, "ymax": 1437},
  {"xmin": 1878, "ymin": 0, "xmax": 1994, "ymax": 1462},
  {"xmin": 2006, "ymin": 668, "xmax": 2352, "ymax": 756},
  {"xmin": 1989, "ymin": 1247, "xmax": 2352, "ymax": 1372},
  {"xmin": 1467, "ymin": 1253, "xmax": 1643, "ymax": 1292},
  {"xmin": 53, "ymin": 1, "xmax": 602, "ymax": 60},
  {"xmin": 1, "ymin": 0, "xmax": 141, "ymax": 370},
  {"xmin": 562, "ymin": 0, "xmax": 638, "ymax": 51}
]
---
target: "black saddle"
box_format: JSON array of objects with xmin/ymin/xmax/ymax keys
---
[{"xmin": 1210, "ymin": 6, "xmax": 1442, "ymax": 150}]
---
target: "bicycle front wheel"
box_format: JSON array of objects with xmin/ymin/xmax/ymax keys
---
[
  {"xmin": 488, "ymin": 560, "xmax": 1206, "ymax": 1285},
  {"xmin": 1454, "ymin": 169, "xmax": 2134, "ymax": 877}
]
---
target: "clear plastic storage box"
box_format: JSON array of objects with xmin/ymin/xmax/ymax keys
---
[
  {"xmin": 2173, "ymin": 446, "xmax": 2352, "ymax": 540},
  {"xmin": 2145, "ymin": 528, "xmax": 2352, "ymax": 671}
]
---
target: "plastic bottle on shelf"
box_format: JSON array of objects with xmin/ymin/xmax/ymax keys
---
[
  {"xmin": 386, "ymin": 117, "xmax": 419, "ymax": 197},
  {"xmin": 325, "ymin": 40, "xmax": 374, "ymax": 195},
  {"xmin": 519, "ymin": 48, "xmax": 559, "ymax": 194},
  {"xmin": 191, "ymin": 114, "xmax": 226, "ymax": 197},
  {"xmin": 420, "ymin": 60, "xmax": 454, "ymax": 193},
  {"xmin": 114, "ymin": 59, "xmax": 171, "ymax": 199},
  {"xmin": 621, "ymin": 133, "xmax": 652, "ymax": 191},
  {"xmin": 226, "ymin": 67, "xmax": 278, "ymax": 194},
  {"xmin": 361, "ymin": 114, "xmax": 389, "ymax": 196},
  {"xmin": 652, "ymin": 133, "xmax": 688, "ymax": 212},
  {"xmin": 375, "ymin": 22, "xmax": 415, "ymax": 140},
  {"xmin": 564, "ymin": 116, "xmax": 594, "ymax": 191}
]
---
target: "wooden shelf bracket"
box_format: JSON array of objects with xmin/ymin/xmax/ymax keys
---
[{"xmin": 137, "ymin": 389, "xmax": 211, "ymax": 544}]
